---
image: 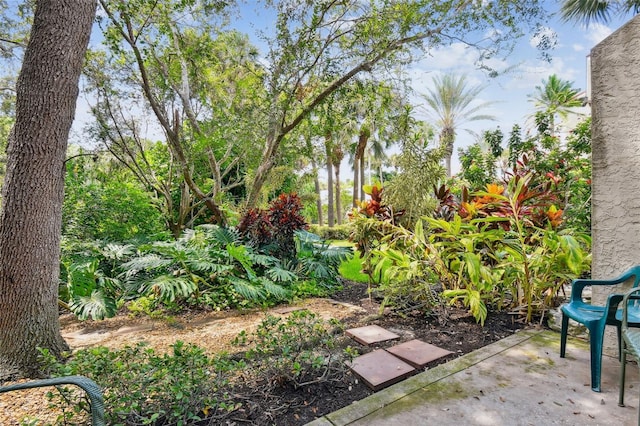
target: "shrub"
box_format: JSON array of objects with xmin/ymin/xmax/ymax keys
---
[
  {"xmin": 375, "ymin": 171, "xmax": 591, "ymax": 324},
  {"xmin": 233, "ymin": 310, "xmax": 353, "ymax": 390},
  {"xmin": 38, "ymin": 342, "xmax": 238, "ymax": 425},
  {"xmin": 308, "ymin": 224, "xmax": 351, "ymax": 241}
]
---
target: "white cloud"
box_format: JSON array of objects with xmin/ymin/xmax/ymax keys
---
[
  {"xmin": 504, "ymin": 57, "xmax": 583, "ymax": 91},
  {"xmin": 572, "ymin": 43, "xmax": 585, "ymax": 52},
  {"xmin": 423, "ymin": 42, "xmax": 477, "ymax": 69},
  {"xmin": 584, "ymin": 23, "xmax": 614, "ymax": 46}
]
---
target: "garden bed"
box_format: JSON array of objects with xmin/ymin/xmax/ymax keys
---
[{"xmin": 0, "ymin": 280, "xmax": 529, "ymax": 425}]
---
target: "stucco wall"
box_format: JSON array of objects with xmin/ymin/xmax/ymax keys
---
[{"xmin": 591, "ymin": 15, "xmax": 640, "ymax": 352}]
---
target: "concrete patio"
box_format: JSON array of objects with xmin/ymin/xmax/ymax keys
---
[{"xmin": 307, "ymin": 329, "xmax": 640, "ymax": 425}]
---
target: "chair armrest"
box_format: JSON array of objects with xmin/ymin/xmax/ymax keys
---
[
  {"xmin": 0, "ymin": 375, "xmax": 104, "ymax": 426},
  {"xmin": 604, "ymin": 293, "xmax": 625, "ymax": 321},
  {"xmin": 570, "ymin": 266, "xmax": 640, "ymax": 303}
]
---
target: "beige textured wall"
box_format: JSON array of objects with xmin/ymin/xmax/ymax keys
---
[{"xmin": 591, "ymin": 15, "xmax": 640, "ymax": 352}]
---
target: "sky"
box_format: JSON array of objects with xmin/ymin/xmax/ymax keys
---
[{"xmin": 231, "ymin": 1, "xmax": 632, "ymax": 176}]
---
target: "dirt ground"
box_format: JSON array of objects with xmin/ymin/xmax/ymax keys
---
[{"xmin": 0, "ymin": 281, "xmax": 529, "ymax": 425}]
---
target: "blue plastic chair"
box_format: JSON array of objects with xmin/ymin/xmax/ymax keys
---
[{"xmin": 560, "ymin": 265, "xmax": 640, "ymax": 392}]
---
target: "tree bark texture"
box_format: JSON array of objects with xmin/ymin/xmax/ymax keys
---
[{"xmin": 0, "ymin": 0, "xmax": 96, "ymax": 378}]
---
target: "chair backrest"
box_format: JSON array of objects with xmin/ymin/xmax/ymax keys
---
[{"xmin": 620, "ymin": 265, "xmax": 640, "ymax": 288}]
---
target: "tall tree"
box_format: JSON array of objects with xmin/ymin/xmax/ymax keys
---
[
  {"xmin": 528, "ymin": 74, "xmax": 582, "ymax": 134},
  {"xmin": 561, "ymin": 0, "xmax": 640, "ymax": 24},
  {"xmin": 348, "ymin": 80, "xmax": 405, "ymax": 206},
  {"xmin": 91, "ymin": 1, "xmax": 255, "ymax": 231},
  {"xmin": 421, "ymin": 73, "xmax": 496, "ymax": 178},
  {"xmin": 0, "ymin": 0, "xmax": 96, "ymax": 378},
  {"xmin": 244, "ymin": 0, "xmax": 550, "ymax": 208}
]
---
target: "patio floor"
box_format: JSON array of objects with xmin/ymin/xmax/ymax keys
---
[{"xmin": 307, "ymin": 329, "xmax": 640, "ymax": 426}]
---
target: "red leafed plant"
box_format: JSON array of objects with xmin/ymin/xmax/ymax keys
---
[{"xmin": 238, "ymin": 193, "xmax": 308, "ymax": 260}]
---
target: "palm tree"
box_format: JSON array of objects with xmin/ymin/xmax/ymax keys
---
[
  {"xmin": 561, "ymin": 0, "xmax": 640, "ymax": 24},
  {"xmin": 528, "ymin": 74, "xmax": 582, "ymax": 133},
  {"xmin": 421, "ymin": 74, "xmax": 496, "ymax": 178}
]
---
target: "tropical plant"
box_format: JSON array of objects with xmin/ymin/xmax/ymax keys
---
[
  {"xmin": 528, "ymin": 74, "xmax": 583, "ymax": 135},
  {"xmin": 60, "ymin": 242, "xmax": 136, "ymax": 320},
  {"xmin": 120, "ymin": 226, "xmax": 290, "ymax": 310},
  {"xmin": 383, "ymin": 124, "xmax": 444, "ymax": 227},
  {"xmin": 506, "ymin": 117, "xmax": 592, "ymax": 235},
  {"xmin": 238, "ymin": 193, "xmax": 309, "ymax": 260},
  {"xmin": 458, "ymin": 129, "xmax": 504, "ymax": 191},
  {"xmin": 294, "ymin": 230, "xmax": 352, "ymax": 291},
  {"xmin": 561, "ymin": 0, "xmax": 640, "ymax": 24},
  {"xmin": 371, "ymin": 169, "xmax": 590, "ymax": 324},
  {"xmin": 421, "ymin": 74, "xmax": 496, "ymax": 177}
]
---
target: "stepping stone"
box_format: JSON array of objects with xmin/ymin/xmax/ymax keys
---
[
  {"xmin": 345, "ymin": 325, "xmax": 400, "ymax": 346},
  {"xmin": 385, "ymin": 339, "xmax": 453, "ymax": 368},
  {"xmin": 347, "ymin": 349, "xmax": 416, "ymax": 391}
]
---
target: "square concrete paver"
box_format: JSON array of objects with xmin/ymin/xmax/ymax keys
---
[
  {"xmin": 385, "ymin": 339, "xmax": 453, "ymax": 368},
  {"xmin": 345, "ymin": 325, "xmax": 400, "ymax": 346},
  {"xmin": 347, "ymin": 349, "xmax": 415, "ymax": 391}
]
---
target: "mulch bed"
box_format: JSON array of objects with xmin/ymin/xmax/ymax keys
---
[{"xmin": 219, "ymin": 280, "xmax": 530, "ymax": 426}]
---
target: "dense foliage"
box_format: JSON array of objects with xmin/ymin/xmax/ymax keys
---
[
  {"xmin": 61, "ymin": 194, "xmax": 351, "ymax": 320},
  {"xmin": 347, "ymin": 115, "xmax": 592, "ymax": 324},
  {"xmin": 38, "ymin": 311, "xmax": 354, "ymax": 425}
]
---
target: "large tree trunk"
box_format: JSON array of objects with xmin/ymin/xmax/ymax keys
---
[
  {"xmin": 334, "ymin": 167, "xmax": 342, "ymax": 225},
  {"xmin": 359, "ymin": 155, "xmax": 366, "ymax": 200},
  {"xmin": 352, "ymin": 159, "xmax": 359, "ymax": 208},
  {"xmin": 0, "ymin": 0, "xmax": 96, "ymax": 379}
]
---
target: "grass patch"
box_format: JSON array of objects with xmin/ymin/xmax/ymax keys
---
[{"xmin": 339, "ymin": 249, "xmax": 369, "ymax": 283}]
